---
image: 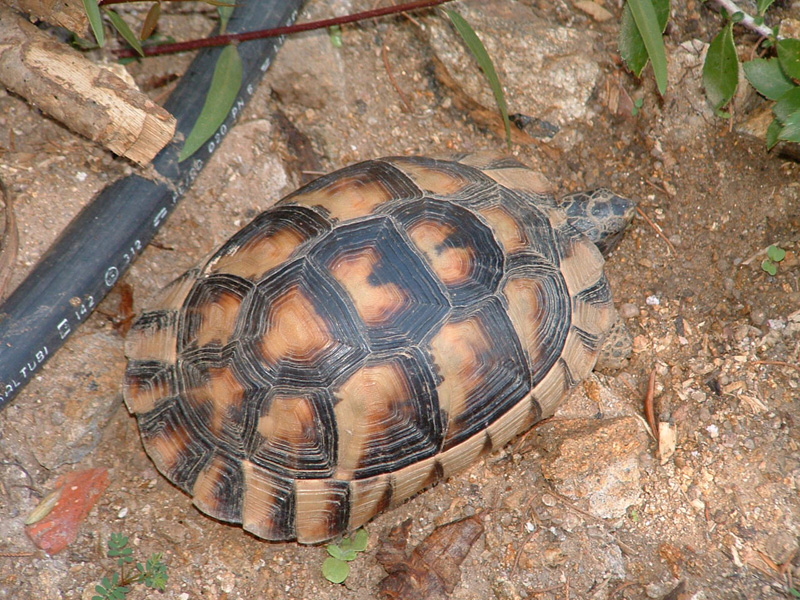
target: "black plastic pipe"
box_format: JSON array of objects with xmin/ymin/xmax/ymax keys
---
[{"xmin": 0, "ymin": 0, "xmax": 304, "ymax": 410}]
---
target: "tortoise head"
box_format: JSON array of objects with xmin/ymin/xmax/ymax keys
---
[{"xmin": 558, "ymin": 189, "xmax": 636, "ymax": 257}]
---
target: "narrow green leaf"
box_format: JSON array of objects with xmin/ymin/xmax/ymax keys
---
[
  {"xmin": 777, "ymin": 39, "xmax": 800, "ymax": 81},
  {"xmin": 105, "ymin": 10, "xmax": 144, "ymax": 57},
  {"xmin": 703, "ymin": 22, "xmax": 739, "ymax": 114},
  {"xmin": 774, "ymin": 87, "xmax": 800, "ymax": 123},
  {"xmin": 627, "ymin": 0, "xmax": 669, "ymax": 95},
  {"xmin": 179, "ymin": 44, "xmax": 243, "ymax": 162},
  {"xmin": 445, "ymin": 9, "xmax": 511, "ymax": 148},
  {"xmin": 743, "ymin": 58, "xmax": 795, "ymax": 100},
  {"xmin": 619, "ymin": 0, "xmax": 670, "ymax": 76},
  {"xmin": 82, "ymin": 0, "xmax": 105, "ymax": 46},
  {"xmin": 141, "ymin": 2, "xmax": 161, "ymax": 41},
  {"xmin": 757, "ymin": 0, "xmax": 776, "ymax": 14},
  {"xmin": 766, "ymin": 116, "xmax": 782, "ymax": 148},
  {"xmin": 24, "ymin": 487, "xmax": 62, "ymax": 525},
  {"xmin": 322, "ymin": 557, "xmax": 350, "ymax": 584},
  {"xmin": 777, "ymin": 109, "xmax": 800, "ymax": 142}
]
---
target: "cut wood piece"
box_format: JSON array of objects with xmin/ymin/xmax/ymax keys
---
[
  {"xmin": 0, "ymin": 6, "xmax": 176, "ymax": 164},
  {"xmin": 2, "ymin": 0, "xmax": 88, "ymax": 35}
]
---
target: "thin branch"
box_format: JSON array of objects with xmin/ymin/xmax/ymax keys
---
[
  {"xmin": 710, "ymin": 0, "xmax": 778, "ymax": 40},
  {"xmin": 113, "ymin": 0, "xmax": 455, "ymax": 58}
]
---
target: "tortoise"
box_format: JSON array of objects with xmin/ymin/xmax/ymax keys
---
[{"xmin": 123, "ymin": 153, "xmax": 635, "ymax": 544}]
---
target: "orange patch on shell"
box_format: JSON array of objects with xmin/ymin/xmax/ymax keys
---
[
  {"xmin": 208, "ymin": 227, "xmax": 307, "ymax": 281},
  {"xmin": 192, "ymin": 454, "xmax": 236, "ymax": 519},
  {"xmin": 480, "ymin": 167, "xmax": 553, "ymax": 196},
  {"xmin": 503, "ymin": 277, "xmax": 548, "ymax": 371},
  {"xmin": 257, "ymin": 394, "xmax": 318, "ymax": 449},
  {"xmin": 147, "ymin": 417, "xmax": 195, "ymax": 476},
  {"xmin": 124, "ymin": 367, "xmax": 174, "ymax": 415},
  {"xmin": 260, "ymin": 285, "xmax": 333, "ymax": 365},
  {"xmin": 329, "ymin": 247, "xmax": 408, "ymax": 326},
  {"xmin": 390, "ymin": 161, "xmax": 469, "ymax": 196},
  {"xmin": 290, "ymin": 177, "xmax": 394, "ymax": 221},
  {"xmin": 185, "ymin": 365, "xmax": 246, "ymax": 436},
  {"xmin": 294, "ymin": 479, "xmax": 348, "ymax": 544},
  {"xmin": 428, "ymin": 316, "xmax": 489, "ymax": 428},
  {"xmin": 191, "ymin": 289, "xmax": 244, "ymax": 347},
  {"xmin": 479, "ymin": 205, "xmax": 528, "ymax": 253},
  {"xmin": 408, "ymin": 221, "xmax": 473, "ymax": 285},
  {"xmin": 241, "ymin": 460, "xmax": 294, "ymax": 541},
  {"xmin": 334, "ymin": 361, "xmax": 413, "ymax": 479}
]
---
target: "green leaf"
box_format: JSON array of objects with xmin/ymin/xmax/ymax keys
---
[
  {"xmin": 626, "ymin": 0, "xmax": 670, "ymax": 95},
  {"xmin": 105, "ymin": 9, "xmax": 144, "ymax": 57},
  {"xmin": 743, "ymin": 58, "xmax": 796, "ymax": 100},
  {"xmin": 757, "ymin": 0, "xmax": 776, "ymax": 14},
  {"xmin": 326, "ymin": 544, "xmax": 345, "ymax": 560},
  {"xmin": 766, "ymin": 116, "xmax": 782, "ymax": 149},
  {"xmin": 767, "ymin": 245, "xmax": 786, "ymax": 262},
  {"xmin": 83, "ymin": 0, "xmax": 105, "ymax": 46},
  {"xmin": 774, "ymin": 87, "xmax": 800, "ymax": 123},
  {"xmin": 778, "ymin": 109, "xmax": 800, "ymax": 142},
  {"xmin": 322, "ymin": 557, "xmax": 350, "ymax": 584},
  {"xmin": 703, "ymin": 22, "xmax": 739, "ymax": 114},
  {"xmin": 778, "ymin": 39, "xmax": 800, "ymax": 81},
  {"xmin": 109, "ymin": 534, "xmax": 128, "ymax": 551},
  {"xmin": 141, "ymin": 2, "xmax": 161, "ymax": 41},
  {"xmin": 619, "ymin": 0, "xmax": 670, "ymax": 76},
  {"xmin": 217, "ymin": 3, "xmax": 234, "ymax": 34},
  {"xmin": 761, "ymin": 258, "xmax": 777, "ymax": 275},
  {"xmin": 350, "ymin": 528, "xmax": 368, "ymax": 552},
  {"xmin": 326, "ymin": 544, "xmax": 356, "ymax": 561},
  {"xmin": 179, "ymin": 44, "xmax": 243, "ymax": 162},
  {"xmin": 328, "ymin": 25, "xmax": 343, "ymax": 48},
  {"xmin": 445, "ymin": 9, "xmax": 511, "ymax": 148}
]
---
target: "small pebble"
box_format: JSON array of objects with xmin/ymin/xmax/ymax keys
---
[
  {"xmin": 117, "ymin": 507, "xmax": 128, "ymax": 519},
  {"xmin": 646, "ymin": 295, "xmax": 660, "ymax": 306},
  {"xmin": 619, "ymin": 303, "xmax": 640, "ymax": 319},
  {"xmin": 750, "ymin": 307, "xmax": 767, "ymax": 326}
]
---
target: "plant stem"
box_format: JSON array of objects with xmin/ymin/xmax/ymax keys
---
[
  {"xmin": 113, "ymin": 0, "xmax": 454, "ymax": 58},
  {"xmin": 710, "ymin": 0, "xmax": 778, "ymax": 39}
]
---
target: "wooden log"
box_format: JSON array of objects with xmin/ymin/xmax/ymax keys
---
[
  {"xmin": 1, "ymin": 0, "xmax": 88, "ymax": 35},
  {"xmin": 0, "ymin": 6, "xmax": 177, "ymax": 165}
]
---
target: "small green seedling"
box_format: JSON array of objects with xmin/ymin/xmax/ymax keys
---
[
  {"xmin": 328, "ymin": 25, "xmax": 343, "ymax": 48},
  {"xmin": 91, "ymin": 533, "xmax": 168, "ymax": 600},
  {"xmin": 322, "ymin": 528, "xmax": 369, "ymax": 584},
  {"xmin": 761, "ymin": 245, "xmax": 786, "ymax": 276},
  {"xmin": 631, "ymin": 97, "xmax": 645, "ymax": 117}
]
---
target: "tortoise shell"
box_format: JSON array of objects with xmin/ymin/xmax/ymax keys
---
[{"xmin": 124, "ymin": 154, "xmax": 623, "ymax": 544}]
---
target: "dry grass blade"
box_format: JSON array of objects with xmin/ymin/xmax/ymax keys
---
[{"xmin": 0, "ymin": 179, "xmax": 19, "ymax": 301}]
